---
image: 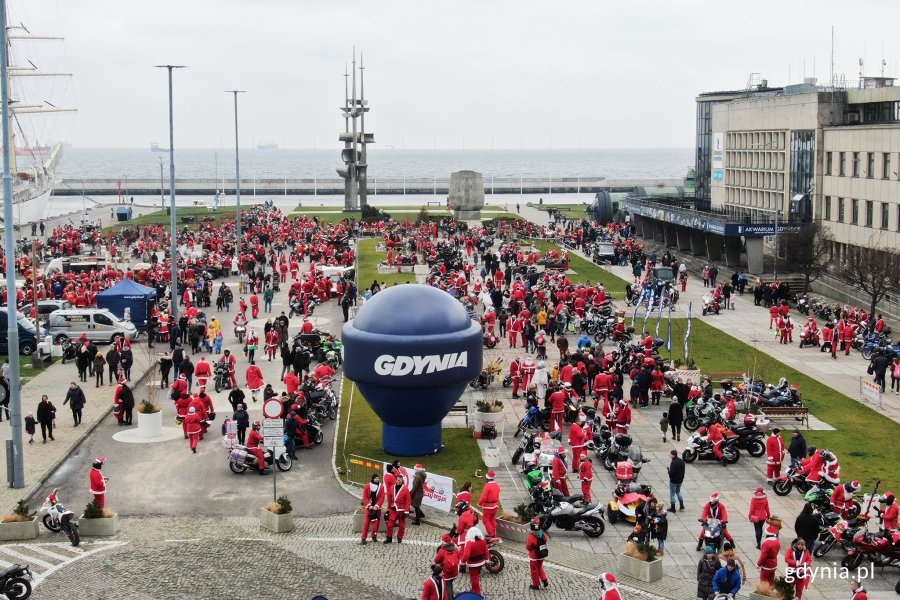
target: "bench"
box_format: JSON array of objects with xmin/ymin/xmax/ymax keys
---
[
  {"xmin": 31, "ymin": 350, "xmax": 52, "ymax": 369},
  {"xmin": 761, "ymin": 406, "xmax": 810, "ymax": 429},
  {"xmin": 448, "ymin": 403, "xmax": 468, "ymax": 421},
  {"xmin": 707, "ymin": 371, "xmax": 743, "ymax": 386}
]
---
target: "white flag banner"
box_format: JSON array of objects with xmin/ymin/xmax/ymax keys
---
[{"xmin": 386, "ymin": 464, "xmax": 456, "ymax": 513}]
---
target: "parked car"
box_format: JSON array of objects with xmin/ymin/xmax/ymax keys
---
[
  {"xmin": 21, "ymin": 300, "xmax": 73, "ymax": 327},
  {"xmin": 47, "ymin": 308, "xmax": 139, "ymax": 345},
  {"xmin": 0, "ymin": 308, "xmax": 38, "ymax": 355}
]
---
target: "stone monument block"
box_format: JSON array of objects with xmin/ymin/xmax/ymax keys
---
[{"xmin": 448, "ymin": 170, "xmax": 485, "ymax": 220}]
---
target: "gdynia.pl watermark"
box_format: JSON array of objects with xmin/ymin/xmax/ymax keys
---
[{"xmin": 785, "ymin": 563, "xmax": 877, "ymax": 584}]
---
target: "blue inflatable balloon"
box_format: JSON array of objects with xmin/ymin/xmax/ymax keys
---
[{"xmin": 342, "ymin": 286, "xmax": 482, "ymax": 456}]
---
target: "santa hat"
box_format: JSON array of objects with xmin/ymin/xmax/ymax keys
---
[
  {"xmin": 598, "ymin": 572, "xmax": 618, "ymax": 589},
  {"xmin": 486, "ymin": 470, "xmax": 496, "ymax": 480},
  {"xmin": 578, "ymin": 412, "xmax": 587, "ymax": 422},
  {"xmin": 709, "ymin": 493, "xmax": 719, "ymax": 503},
  {"xmin": 766, "ymin": 525, "xmax": 778, "ymax": 537},
  {"xmin": 119, "ymin": 376, "xmax": 127, "ymax": 384},
  {"xmin": 415, "ymin": 464, "xmax": 424, "ymax": 471}
]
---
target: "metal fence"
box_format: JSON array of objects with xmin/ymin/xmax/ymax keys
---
[{"xmin": 346, "ymin": 454, "xmax": 387, "ymax": 488}]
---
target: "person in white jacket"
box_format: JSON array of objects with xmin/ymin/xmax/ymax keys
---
[{"xmin": 533, "ymin": 361, "xmax": 549, "ymax": 401}]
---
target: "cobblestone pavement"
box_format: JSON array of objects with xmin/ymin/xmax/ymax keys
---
[{"xmin": 29, "ymin": 515, "xmax": 650, "ymax": 600}]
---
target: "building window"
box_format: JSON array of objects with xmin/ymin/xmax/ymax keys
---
[
  {"xmin": 839, "ymin": 152, "xmax": 846, "ymax": 176},
  {"xmin": 825, "ymin": 151, "xmax": 832, "ymax": 175},
  {"xmin": 881, "ymin": 202, "xmax": 889, "ymax": 230},
  {"xmin": 852, "ymin": 152, "xmax": 860, "ymax": 177},
  {"xmin": 852, "ymin": 199, "xmax": 859, "ymax": 224},
  {"xmin": 886, "ymin": 152, "xmax": 894, "ymax": 180},
  {"xmin": 865, "ymin": 201, "xmax": 873, "ymax": 227},
  {"xmin": 824, "ymin": 196, "xmax": 831, "ymax": 221},
  {"xmin": 790, "ymin": 130, "xmax": 815, "ymax": 197},
  {"xmin": 838, "ymin": 198, "xmax": 844, "ymax": 222},
  {"xmin": 867, "ymin": 152, "xmax": 875, "ymax": 179}
]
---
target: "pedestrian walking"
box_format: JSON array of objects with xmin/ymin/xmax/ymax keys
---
[
  {"xmin": 75, "ymin": 344, "xmax": 90, "ymax": 382},
  {"xmin": 757, "ymin": 525, "xmax": 781, "ymax": 585},
  {"xmin": 667, "ymin": 449, "xmax": 685, "ymax": 512},
  {"xmin": 421, "ymin": 564, "xmax": 444, "ymax": 600},
  {"xmin": 696, "ymin": 546, "xmax": 720, "ymax": 599},
  {"xmin": 651, "ymin": 503, "xmax": 668, "ymax": 556},
  {"xmin": 748, "ymin": 486, "xmax": 771, "ymax": 548},
  {"xmin": 93, "ymin": 353, "xmax": 105, "ymax": 387},
  {"xmin": 460, "ymin": 527, "xmax": 488, "ymax": 596},
  {"xmin": 62, "ymin": 382, "xmax": 86, "ymax": 426},
  {"xmin": 668, "ymin": 396, "xmax": 683, "ymax": 441},
  {"xmin": 660, "ymin": 411, "xmax": 669, "ymax": 442},
  {"xmin": 120, "ymin": 342, "xmax": 134, "ymax": 380},
  {"xmin": 478, "ymin": 470, "xmax": 500, "ymax": 536},
  {"xmin": 525, "ymin": 518, "xmax": 550, "ymax": 589},
  {"xmin": 433, "ymin": 534, "xmax": 460, "ymax": 597},
  {"xmin": 794, "ymin": 503, "xmax": 820, "ymax": 554},
  {"xmin": 410, "ymin": 464, "xmax": 426, "ymax": 525},
  {"xmin": 24, "ymin": 412, "xmax": 35, "ymax": 444},
  {"xmin": 891, "ymin": 356, "xmax": 900, "ymax": 394},
  {"xmin": 106, "ymin": 346, "xmax": 120, "ymax": 386},
  {"xmin": 784, "ymin": 538, "xmax": 812, "ymax": 600},
  {"xmin": 719, "ymin": 542, "xmax": 747, "ymax": 586},
  {"xmin": 36, "ymin": 395, "xmax": 56, "ymax": 443},
  {"xmin": 180, "ymin": 355, "xmax": 195, "ymax": 392},
  {"xmin": 766, "ymin": 428, "xmax": 786, "ymax": 483}
]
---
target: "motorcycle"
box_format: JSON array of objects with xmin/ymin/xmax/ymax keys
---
[
  {"xmin": 531, "ymin": 487, "xmax": 605, "ymax": 537},
  {"xmin": 682, "ymin": 431, "xmax": 740, "ymax": 464},
  {"xmin": 841, "ymin": 526, "xmax": 900, "ymax": 570},
  {"xmin": 699, "ymin": 518, "xmax": 727, "ymax": 553},
  {"xmin": 513, "ymin": 402, "xmax": 551, "ymax": 438},
  {"xmin": 213, "ymin": 361, "xmax": 233, "ymax": 393},
  {"xmin": 813, "ymin": 513, "xmax": 865, "ymax": 558},
  {"xmin": 798, "ymin": 324, "xmax": 820, "ymax": 349},
  {"xmin": 803, "ymin": 485, "xmax": 861, "ymax": 519},
  {"xmin": 701, "ymin": 292, "xmax": 720, "ymax": 316},
  {"xmin": 511, "ymin": 431, "xmax": 540, "ymax": 465},
  {"xmin": 0, "ymin": 564, "xmax": 32, "ymax": 600},
  {"xmin": 228, "ymin": 444, "xmax": 293, "ymax": 473},
  {"xmin": 607, "ymin": 481, "xmax": 653, "ymax": 525},
  {"xmin": 727, "ymin": 421, "xmax": 766, "ymax": 457},
  {"xmin": 447, "ymin": 524, "xmax": 506, "ymax": 574},
  {"xmin": 482, "ymin": 328, "xmax": 498, "ymax": 349},
  {"xmin": 59, "ymin": 338, "xmax": 77, "ymax": 364},
  {"xmin": 38, "ymin": 488, "xmax": 80, "ymax": 547},
  {"xmin": 796, "ymin": 295, "xmax": 809, "ymax": 316},
  {"xmin": 683, "ymin": 398, "xmax": 724, "ymax": 432},
  {"xmin": 600, "ymin": 433, "xmax": 648, "ymax": 475},
  {"xmin": 773, "ymin": 466, "xmax": 817, "ymax": 497},
  {"xmin": 234, "ymin": 322, "xmax": 246, "ymax": 344}
]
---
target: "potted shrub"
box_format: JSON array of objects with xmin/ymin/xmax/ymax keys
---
[
  {"xmin": 79, "ymin": 499, "xmax": 118, "ymax": 536},
  {"xmin": 750, "ymin": 577, "xmax": 796, "ymax": 600},
  {"xmin": 260, "ymin": 496, "xmax": 294, "ymax": 533},
  {"xmin": 472, "ymin": 399, "xmax": 504, "ymax": 438},
  {"xmin": 495, "ymin": 504, "xmax": 531, "ymax": 543},
  {"xmin": 618, "ymin": 540, "xmax": 663, "ymax": 583},
  {"xmin": 137, "ymin": 399, "xmax": 162, "ymax": 438},
  {"xmin": 0, "ymin": 500, "xmax": 39, "ymax": 541},
  {"xmin": 675, "ymin": 356, "xmax": 701, "ymax": 385}
]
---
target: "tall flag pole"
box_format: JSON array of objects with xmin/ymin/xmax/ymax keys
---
[
  {"xmin": 642, "ymin": 289, "xmax": 655, "ymax": 334},
  {"xmin": 684, "ymin": 301, "xmax": 693, "ymax": 360},
  {"xmin": 666, "ymin": 305, "xmax": 673, "ymax": 354},
  {"xmin": 654, "ymin": 292, "xmax": 665, "ymax": 338}
]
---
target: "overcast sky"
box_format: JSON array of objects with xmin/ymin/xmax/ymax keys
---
[{"xmin": 12, "ymin": 0, "xmax": 900, "ymax": 149}]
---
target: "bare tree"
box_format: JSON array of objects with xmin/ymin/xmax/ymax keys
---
[
  {"xmin": 840, "ymin": 241, "xmax": 900, "ymax": 318},
  {"xmin": 781, "ymin": 221, "xmax": 834, "ymax": 294}
]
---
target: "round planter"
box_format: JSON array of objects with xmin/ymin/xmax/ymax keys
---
[
  {"xmin": 472, "ymin": 410, "xmax": 504, "ymax": 438},
  {"xmin": 137, "ymin": 410, "xmax": 163, "ymax": 438}
]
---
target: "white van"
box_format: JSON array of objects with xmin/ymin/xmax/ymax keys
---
[{"xmin": 47, "ymin": 308, "xmax": 139, "ymax": 345}]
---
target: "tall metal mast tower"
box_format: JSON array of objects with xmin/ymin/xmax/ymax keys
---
[{"xmin": 337, "ymin": 48, "xmax": 374, "ymax": 211}]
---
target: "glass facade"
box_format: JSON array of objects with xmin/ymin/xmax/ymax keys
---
[
  {"xmin": 695, "ymin": 100, "xmax": 714, "ymax": 199},
  {"xmin": 789, "ymin": 130, "xmax": 815, "ymax": 197}
]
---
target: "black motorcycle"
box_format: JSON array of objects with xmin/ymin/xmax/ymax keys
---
[
  {"xmin": 0, "ymin": 564, "xmax": 32, "ymax": 600},
  {"xmin": 728, "ymin": 424, "xmax": 766, "ymax": 457},
  {"xmin": 213, "ymin": 361, "xmax": 233, "ymax": 393},
  {"xmin": 59, "ymin": 338, "xmax": 77, "ymax": 364}
]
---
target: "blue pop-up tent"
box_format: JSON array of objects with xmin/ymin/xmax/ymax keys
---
[{"xmin": 96, "ymin": 279, "xmax": 157, "ymax": 329}]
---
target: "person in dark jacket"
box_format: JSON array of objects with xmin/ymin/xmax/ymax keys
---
[
  {"xmin": 118, "ymin": 380, "xmax": 136, "ymax": 426},
  {"xmin": 62, "ymin": 382, "xmax": 86, "ymax": 426},
  {"xmin": 120, "ymin": 344, "xmax": 134, "ymax": 381},
  {"xmin": 180, "ymin": 355, "xmax": 195, "ymax": 392},
  {"xmin": 667, "ymin": 449, "xmax": 686, "ymax": 513},
  {"xmin": 696, "ymin": 547, "xmax": 720, "ymax": 599},
  {"xmin": 668, "ymin": 396, "xmax": 684, "ymax": 441},
  {"xmin": 794, "ymin": 503, "xmax": 820, "ymax": 553},
  {"xmin": 36, "ymin": 394, "xmax": 56, "ymax": 443},
  {"xmin": 106, "ymin": 346, "xmax": 120, "ymax": 386},
  {"xmin": 280, "ymin": 342, "xmax": 293, "ymax": 379},
  {"xmin": 93, "ymin": 353, "xmax": 106, "ymax": 387},
  {"xmin": 228, "ymin": 388, "xmax": 246, "ymax": 413},
  {"xmin": 712, "ymin": 559, "xmax": 742, "ymax": 596},
  {"xmin": 75, "ymin": 344, "xmax": 90, "ymax": 382},
  {"xmin": 410, "ymin": 465, "xmax": 427, "ymax": 525},
  {"xmin": 171, "ymin": 343, "xmax": 185, "ymax": 379},
  {"xmin": 788, "ymin": 429, "xmax": 807, "ymax": 468},
  {"xmin": 86, "ymin": 341, "xmax": 99, "ymax": 376},
  {"xmin": 232, "ymin": 403, "xmax": 249, "ymax": 445},
  {"xmin": 158, "ymin": 352, "xmax": 173, "ymax": 388}
]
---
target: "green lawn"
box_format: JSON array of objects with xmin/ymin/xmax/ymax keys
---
[
  {"xmin": 103, "ymin": 206, "xmax": 237, "ymax": 232},
  {"xmin": 1, "ymin": 355, "xmax": 54, "ymax": 384},
  {"xmin": 337, "ymin": 378, "xmax": 488, "ymax": 501},
  {"xmin": 665, "ymin": 319, "xmax": 900, "ymax": 490},
  {"xmin": 526, "ymin": 239, "xmax": 630, "ymax": 289},
  {"xmin": 356, "ymin": 238, "xmax": 417, "ymax": 287}
]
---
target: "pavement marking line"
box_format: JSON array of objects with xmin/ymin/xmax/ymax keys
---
[
  {"xmin": 51, "ymin": 543, "xmax": 85, "ymax": 554},
  {"xmin": 19, "ymin": 544, "xmax": 76, "ymax": 562},
  {"xmin": 302, "ymin": 536, "xmax": 667, "ymax": 599},
  {"xmin": 163, "ymin": 539, "xmax": 200, "ymax": 543},
  {"xmin": 233, "ymin": 538, "xmax": 266, "ymax": 542},
  {"xmin": 0, "ymin": 548, "xmax": 56, "ymax": 570},
  {"xmin": 0, "ymin": 558, "xmax": 15, "ymax": 569},
  {"xmin": 32, "ymin": 541, "xmax": 127, "ymax": 588}
]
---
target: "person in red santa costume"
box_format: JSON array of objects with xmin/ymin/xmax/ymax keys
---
[
  {"xmin": 597, "ymin": 572, "xmax": 622, "ymax": 600},
  {"xmin": 194, "ymin": 357, "xmax": 212, "ymax": 390},
  {"xmin": 830, "ymin": 480, "xmax": 860, "ymax": 519},
  {"xmin": 579, "ymin": 456, "xmax": 594, "ymax": 503},
  {"xmin": 244, "ymin": 421, "xmax": 270, "ymax": 474},
  {"xmin": 756, "ymin": 525, "xmax": 781, "ymax": 585},
  {"xmin": 421, "ymin": 564, "xmax": 445, "ymax": 600},
  {"xmin": 89, "ymin": 458, "xmax": 108, "ymax": 509},
  {"xmin": 478, "ymin": 470, "xmax": 500, "ymax": 537},
  {"xmin": 184, "ymin": 406, "xmax": 203, "ymax": 453},
  {"xmin": 568, "ymin": 412, "xmax": 588, "ymax": 466},
  {"xmin": 784, "ymin": 538, "xmax": 812, "ymax": 600},
  {"xmin": 551, "ymin": 447, "xmax": 570, "ymax": 496},
  {"xmin": 509, "ymin": 356, "xmax": 522, "ymax": 399},
  {"xmin": 696, "ymin": 493, "xmax": 734, "ymax": 549},
  {"xmin": 765, "ymin": 428, "xmax": 786, "ymax": 483},
  {"xmin": 360, "ymin": 472, "xmax": 384, "ymax": 544},
  {"xmin": 384, "ymin": 473, "xmax": 411, "ymax": 544}
]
